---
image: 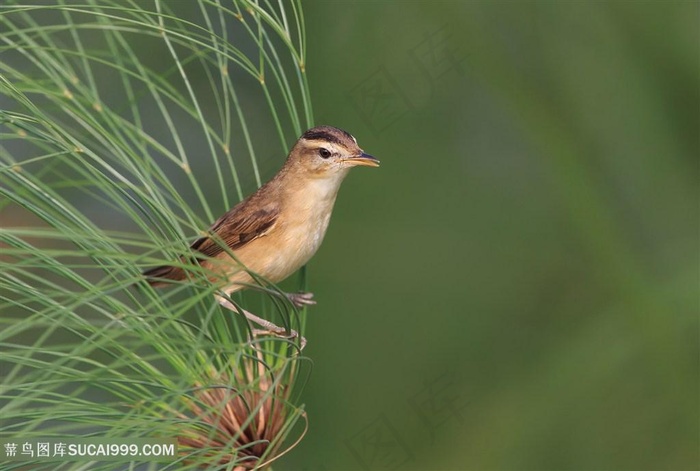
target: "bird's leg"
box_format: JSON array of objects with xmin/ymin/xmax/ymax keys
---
[
  {"xmin": 250, "ymin": 328, "xmax": 306, "ymax": 350},
  {"xmin": 217, "ymin": 296, "xmax": 306, "ymax": 349},
  {"xmin": 218, "ymin": 295, "xmax": 283, "ymax": 332},
  {"xmin": 286, "ymin": 291, "xmax": 316, "ymax": 307}
]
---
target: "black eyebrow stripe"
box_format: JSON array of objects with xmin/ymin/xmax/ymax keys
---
[{"xmin": 301, "ymin": 130, "xmax": 345, "ymax": 146}]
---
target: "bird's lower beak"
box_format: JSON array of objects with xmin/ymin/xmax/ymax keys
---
[{"xmin": 345, "ymin": 152, "xmax": 380, "ymax": 167}]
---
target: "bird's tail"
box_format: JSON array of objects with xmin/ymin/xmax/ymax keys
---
[{"xmin": 142, "ymin": 264, "xmax": 187, "ymax": 287}]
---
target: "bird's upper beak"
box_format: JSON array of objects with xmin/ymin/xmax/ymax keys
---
[{"xmin": 345, "ymin": 152, "xmax": 380, "ymax": 168}]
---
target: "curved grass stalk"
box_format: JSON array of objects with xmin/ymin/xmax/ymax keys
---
[{"xmin": 0, "ymin": 1, "xmax": 313, "ymax": 469}]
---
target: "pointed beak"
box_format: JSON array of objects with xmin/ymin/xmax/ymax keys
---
[{"xmin": 345, "ymin": 152, "xmax": 380, "ymax": 168}]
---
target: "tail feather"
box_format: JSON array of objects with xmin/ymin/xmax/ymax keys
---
[{"xmin": 142, "ymin": 264, "xmax": 186, "ymax": 287}]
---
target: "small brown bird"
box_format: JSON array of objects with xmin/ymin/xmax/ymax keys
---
[{"xmin": 143, "ymin": 125, "xmax": 379, "ymax": 346}]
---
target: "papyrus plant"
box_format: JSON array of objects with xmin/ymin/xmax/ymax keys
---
[{"xmin": 1, "ymin": 1, "xmax": 313, "ymax": 469}]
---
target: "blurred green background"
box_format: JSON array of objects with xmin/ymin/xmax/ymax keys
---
[
  {"xmin": 2, "ymin": 1, "xmax": 697, "ymax": 470},
  {"xmin": 281, "ymin": 2, "xmax": 698, "ymax": 470}
]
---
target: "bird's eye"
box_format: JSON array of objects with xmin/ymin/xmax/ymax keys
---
[{"xmin": 319, "ymin": 148, "xmax": 331, "ymax": 159}]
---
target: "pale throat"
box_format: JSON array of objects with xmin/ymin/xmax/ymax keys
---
[{"xmin": 292, "ymin": 170, "xmax": 347, "ymax": 222}]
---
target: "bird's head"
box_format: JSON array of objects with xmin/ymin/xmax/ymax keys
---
[{"xmin": 287, "ymin": 125, "xmax": 379, "ymax": 177}]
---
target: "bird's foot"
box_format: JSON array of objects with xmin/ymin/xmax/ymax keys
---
[
  {"xmin": 251, "ymin": 328, "xmax": 307, "ymax": 350},
  {"xmin": 286, "ymin": 291, "xmax": 316, "ymax": 308}
]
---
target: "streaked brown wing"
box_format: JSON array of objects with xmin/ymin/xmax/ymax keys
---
[{"xmin": 190, "ymin": 205, "xmax": 279, "ymax": 258}]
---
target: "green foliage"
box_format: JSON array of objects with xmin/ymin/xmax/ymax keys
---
[{"xmin": 0, "ymin": 1, "xmax": 313, "ymax": 469}]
